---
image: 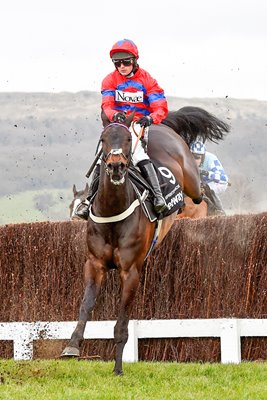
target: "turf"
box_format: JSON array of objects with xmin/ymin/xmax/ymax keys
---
[{"xmin": 0, "ymin": 359, "xmax": 266, "ymax": 399}]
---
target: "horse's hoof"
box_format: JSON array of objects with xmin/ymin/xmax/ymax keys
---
[
  {"xmin": 113, "ymin": 369, "xmax": 124, "ymax": 376},
  {"xmin": 60, "ymin": 346, "xmax": 80, "ymax": 358}
]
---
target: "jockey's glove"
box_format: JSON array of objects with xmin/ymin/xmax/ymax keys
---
[
  {"xmin": 137, "ymin": 116, "xmax": 153, "ymax": 127},
  {"xmin": 113, "ymin": 112, "xmax": 126, "ymax": 123}
]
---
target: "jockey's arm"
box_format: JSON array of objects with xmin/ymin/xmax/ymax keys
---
[
  {"xmin": 101, "ymin": 91, "xmax": 117, "ymax": 122},
  {"xmin": 146, "ymin": 79, "xmax": 168, "ymax": 124}
]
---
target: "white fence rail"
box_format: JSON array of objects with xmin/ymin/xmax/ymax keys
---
[{"xmin": 0, "ymin": 319, "xmax": 266, "ymax": 364}]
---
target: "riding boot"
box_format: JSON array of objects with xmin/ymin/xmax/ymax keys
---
[
  {"xmin": 75, "ymin": 165, "xmax": 100, "ymax": 220},
  {"xmin": 138, "ymin": 160, "xmax": 169, "ymax": 214},
  {"xmin": 87, "ymin": 164, "xmax": 101, "ymax": 200}
]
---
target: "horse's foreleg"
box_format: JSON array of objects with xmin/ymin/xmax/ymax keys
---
[
  {"xmin": 113, "ymin": 265, "xmax": 140, "ymax": 376},
  {"xmin": 61, "ymin": 257, "xmax": 105, "ymax": 357}
]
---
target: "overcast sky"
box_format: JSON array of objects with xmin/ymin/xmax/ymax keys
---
[{"xmin": 1, "ymin": 0, "xmax": 267, "ymax": 100}]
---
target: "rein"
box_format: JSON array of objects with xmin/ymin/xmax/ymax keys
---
[{"xmin": 132, "ymin": 122, "xmax": 145, "ymax": 154}]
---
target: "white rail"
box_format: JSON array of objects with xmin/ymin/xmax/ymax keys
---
[{"xmin": 0, "ymin": 319, "xmax": 266, "ymax": 363}]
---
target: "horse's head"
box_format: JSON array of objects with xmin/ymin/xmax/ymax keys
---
[
  {"xmin": 69, "ymin": 183, "xmax": 89, "ymax": 220},
  {"xmin": 101, "ymin": 115, "xmax": 134, "ymax": 185}
]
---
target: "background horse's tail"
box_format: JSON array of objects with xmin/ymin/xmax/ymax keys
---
[{"xmin": 162, "ymin": 106, "xmax": 230, "ymax": 146}]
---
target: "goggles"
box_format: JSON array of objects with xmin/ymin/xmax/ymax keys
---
[
  {"xmin": 193, "ymin": 154, "xmax": 202, "ymax": 160},
  {"xmin": 112, "ymin": 59, "xmax": 133, "ymax": 67}
]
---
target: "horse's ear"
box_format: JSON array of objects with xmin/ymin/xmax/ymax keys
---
[
  {"xmin": 73, "ymin": 184, "xmax": 77, "ymax": 195},
  {"xmin": 125, "ymin": 112, "xmax": 135, "ymax": 128},
  {"xmin": 85, "ymin": 182, "xmax": 89, "ymax": 193},
  {"xmin": 101, "ymin": 108, "xmax": 110, "ymax": 127}
]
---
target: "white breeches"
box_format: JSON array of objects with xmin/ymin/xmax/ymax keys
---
[
  {"xmin": 208, "ymin": 181, "xmax": 228, "ymax": 195},
  {"xmin": 130, "ymin": 123, "xmax": 150, "ymax": 166}
]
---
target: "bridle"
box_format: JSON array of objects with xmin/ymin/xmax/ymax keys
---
[
  {"xmin": 101, "ymin": 123, "xmax": 132, "ymax": 173},
  {"xmin": 103, "ymin": 148, "xmax": 129, "ymax": 171}
]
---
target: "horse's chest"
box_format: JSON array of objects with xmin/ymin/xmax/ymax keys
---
[
  {"xmin": 93, "ymin": 230, "xmax": 120, "ymax": 256},
  {"xmin": 99, "ymin": 233, "xmax": 135, "ymax": 269}
]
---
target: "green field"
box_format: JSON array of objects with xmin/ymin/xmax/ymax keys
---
[
  {"xmin": 0, "ymin": 360, "xmax": 266, "ymax": 400},
  {"xmin": 0, "ymin": 188, "xmax": 72, "ymax": 225}
]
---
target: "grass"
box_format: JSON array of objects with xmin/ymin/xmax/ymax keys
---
[
  {"xmin": 0, "ymin": 188, "xmax": 72, "ymax": 225},
  {"xmin": 0, "ymin": 360, "xmax": 266, "ymax": 400}
]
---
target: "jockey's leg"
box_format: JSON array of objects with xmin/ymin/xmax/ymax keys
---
[
  {"xmin": 87, "ymin": 164, "xmax": 101, "ymax": 201},
  {"xmin": 75, "ymin": 164, "xmax": 100, "ymax": 220},
  {"xmin": 209, "ymin": 190, "xmax": 226, "ymax": 215},
  {"xmin": 138, "ymin": 160, "xmax": 169, "ymax": 213},
  {"xmin": 131, "ymin": 124, "xmax": 168, "ymax": 214},
  {"xmin": 206, "ymin": 182, "xmax": 226, "ymax": 215}
]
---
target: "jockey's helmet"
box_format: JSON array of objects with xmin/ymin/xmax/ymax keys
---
[
  {"xmin": 190, "ymin": 141, "xmax": 206, "ymax": 155},
  {"xmin": 110, "ymin": 39, "xmax": 139, "ymax": 60}
]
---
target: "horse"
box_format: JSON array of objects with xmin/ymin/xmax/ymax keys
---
[
  {"xmin": 176, "ymin": 195, "xmax": 208, "ymax": 219},
  {"xmin": 176, "ymin": 181, "xmax": 229, "ymax": 220},
  {"xmin": 69, "ymin": 186, "xmax": 209, "ymax": 221},
  {"xmin": 69, "ymin": 183, "xmax": 89, "ymax": 220},
  {"xmin": 70, "ymin": 183, "xmax": 218, "ymax": 221},
  {"xmin": 176, "ymin": 181, "xmax": 225, "ymax": 220},
  {"xmin": 61, "ymin": 106, "xmax": 229, "ymax": 375},
  {"xmin": 70, "ymin": 183, "xmax": 215, "ymax": 222}
]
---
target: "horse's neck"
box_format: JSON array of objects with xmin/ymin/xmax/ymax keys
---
[{"xmin": 94, "ymin": 173, "xmax": 133, "ymax": 216}]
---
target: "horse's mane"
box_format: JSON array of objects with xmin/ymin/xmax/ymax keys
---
[{"xmin": 162, "ymin": 106, "xmax": 230, "ymax": 146}]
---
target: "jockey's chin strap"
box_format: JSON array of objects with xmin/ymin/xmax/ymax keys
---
[{"xmin": 89, "ymin": 190, "xmax": 148, "ymax": 223}]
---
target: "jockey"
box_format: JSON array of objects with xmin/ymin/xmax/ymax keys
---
[
  {"xmin": 190, "ymin": 141, "xmax": 229, "ymax": 215},
  {"xmin": 76, "ymin": 38, "xmax": 169, "ymax": 220}
]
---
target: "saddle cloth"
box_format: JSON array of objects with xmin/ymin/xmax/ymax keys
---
[{"xmin": 129, "ymin": 160, "xmax": 184, "ymax": 222}]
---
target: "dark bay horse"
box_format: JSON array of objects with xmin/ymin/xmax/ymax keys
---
[
  {"xmin": 70, "ymin": 184, "xmax": 210, "ymax": 220},
  {"xmin": 61, "ymin": 106, "xmax": 229, "ymax": 375}
]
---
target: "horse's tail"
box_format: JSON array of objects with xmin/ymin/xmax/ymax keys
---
[{"xmin": 161, "ymin": 106, "xmax": 230, "ymax": 146}]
